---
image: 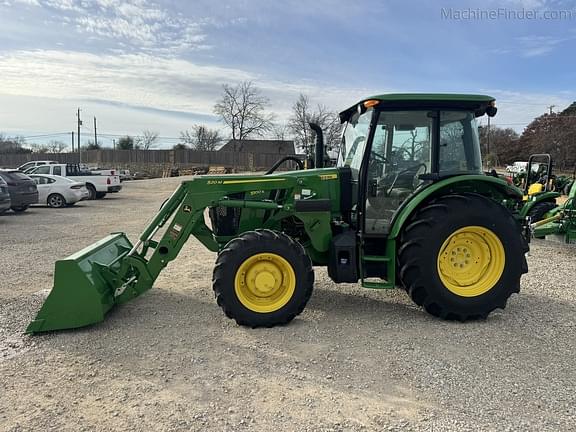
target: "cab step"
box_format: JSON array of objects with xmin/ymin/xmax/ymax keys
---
[
  {"xmin": 362, "ymin": 255, "xmax": 390, "ymax": 263},
  {"xmin": 361, "ymin": 279, "xmax": 394, "ymax": 289}
]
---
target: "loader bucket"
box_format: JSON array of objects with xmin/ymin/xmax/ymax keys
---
[{"xmin": 26, "ymin": 233, "xmax": 133, "ymax": 334}]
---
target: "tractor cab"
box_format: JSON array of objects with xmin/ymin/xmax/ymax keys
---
[{"xmin": 337, "ymin": 94, "xmax": 495, "ymax": 234}]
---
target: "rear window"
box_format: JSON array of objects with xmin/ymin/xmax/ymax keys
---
[{"xmin": 2, "ymin": 171, "xmax": 31, "ymax": 181}]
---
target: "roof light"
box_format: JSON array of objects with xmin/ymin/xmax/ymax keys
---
[{"xmin": 363, "ymin": 99, "xmax": 380, "ymax": 108}]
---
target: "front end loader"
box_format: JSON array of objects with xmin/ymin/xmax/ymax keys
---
[{"xmin": 27, "ymin": 94, "xmax": 529, "ymax": 334}]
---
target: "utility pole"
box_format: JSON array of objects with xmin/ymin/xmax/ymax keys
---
[
  {"xmin": 93, "ymin": 116, "xmax": 98, "ymax": 148},
  {"xmin": 487, "ymin": 116, "xmax": 491, "ymax": 155},
  {"xmin": 548, "ymin": 105, "xmax": 556, "ymax": 115},
  {"xmin": 113, "ymin": 139, "xmax": 116, "ymax": 150},
  {"xmin": 71, "ymin": 131, "xmax": 75, "ymax": 153},
  {"xmin": 77, "ymin": 108, "xmax": 82, "ymax": 163}
]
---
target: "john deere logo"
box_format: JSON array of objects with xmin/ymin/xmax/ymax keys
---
[{"xmin": 319, "ymin": 174, "xmax": 337, "ymax": 181}]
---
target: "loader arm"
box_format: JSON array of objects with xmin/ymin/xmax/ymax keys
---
[{"xmin": 26, "ymin": 172, "xmax": 339, "ymax": 333}]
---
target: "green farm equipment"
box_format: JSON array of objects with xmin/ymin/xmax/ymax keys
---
[
  {"xmin": 519, "ymin": 154, "xmax": 560, "ymax": 222},
  {"xmin": 27, "ymin": 94, "xmax": 530, "ymax": 334},
  {"xmin": 532, "ymin": 178, "xmax": 576, "ymax": 244}
]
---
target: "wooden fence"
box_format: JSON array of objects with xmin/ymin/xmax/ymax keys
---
[{"xmin": 0, "ymin": 149, "xmax": 299, "ymax": 173}]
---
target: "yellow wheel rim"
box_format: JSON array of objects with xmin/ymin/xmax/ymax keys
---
[
  {"xmin": 437, "ymin": 226, "xmax": 505, "ymax": 297},
  {"xmin": 234, "ymin": 253, "xmax": 296, "ymax": 313}
]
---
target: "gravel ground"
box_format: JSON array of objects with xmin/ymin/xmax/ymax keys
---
[{"xmin": 1, "ymin": 176, "xmax": 575, "ymax": 432}]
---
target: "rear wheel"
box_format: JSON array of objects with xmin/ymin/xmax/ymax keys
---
[
  {"xmin": 11, "ymin": 206, "xmax": 28, "ymax": 213},
  {"xmin": 399, "ymin": 194, "xmax": 526, "ymax": 321},
  {"xmin": 86, "ymin": 184, "xmax": 96, "ymax": 200},
  {"xmin": 213, "ymin": 229, "xmax": 314, "ymax": 327},
  {"xmin": 47, "ymin": 193, "xmax": 66, "ymax": 208},
  {"xmin": 527, "ymin": 201, "xmax": 557, "ymax": 223}
]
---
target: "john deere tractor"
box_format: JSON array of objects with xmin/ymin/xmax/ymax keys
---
[
  {"xmin": 27, "ymin": 94, "xmax": 529, "ymax": 334},
  {"xmin": 518, "ymin": 154, "xmax": 560, "ymax": 222}
]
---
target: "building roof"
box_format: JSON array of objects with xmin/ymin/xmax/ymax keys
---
[{"xmin": 219, "ymin": 140, "xmax": 295, "ymax": 154}]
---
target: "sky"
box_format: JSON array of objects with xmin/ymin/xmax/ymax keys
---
[{"xmin": 0, "ymin": 0, "xmax": 575, "ymax": 149}]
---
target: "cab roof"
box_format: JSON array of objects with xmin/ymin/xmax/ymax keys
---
[{"xmin": 339, "ymin": 93, "xmax": 496, "ymax": 123}]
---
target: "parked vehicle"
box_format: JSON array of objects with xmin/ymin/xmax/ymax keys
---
[
  {"xmin": 118, "ymin": 169, "xmax": 133, "ymax": 181},
  {"xmin": 28, "ymin": 174, "xmax": 89, "ymax": 208},
  {"xmin": 0, "ymin": 169, "xmax": 39, "ymax": 212},
  {"xmin": 506, "ymin": 161, "xmax": 528, "ymax": 174},
  {"xmin": 0, "ymin": 176, "xmax": 11, "ymax": 214},
  {"xmin": 18, "ymin": 160, "xmax": 59, "ymax": 172},
  {"xmin": 28, "ymin": 163, "xmax": 121, "ymax": 200}
]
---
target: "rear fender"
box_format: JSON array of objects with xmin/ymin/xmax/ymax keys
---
[{"xmin": 388, "ymin": 175, "xmax": 523, "ymax": 240}]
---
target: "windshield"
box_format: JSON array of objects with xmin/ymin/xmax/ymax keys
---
[{"xmin": 337, "ymin": 109, "xmax": 372, "ymax": 178}]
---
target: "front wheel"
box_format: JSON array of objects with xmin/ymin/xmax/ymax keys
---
[
  {"xmin": 213, "ymin": 229, "xmax": 314, "ymax": 327},
  {"xmin": 399, "ymin": 194, "xmax": 527, "ymax": 321},
  {"xmin": 11, "ymin": 206, "xmax": 28, "ymax": 213}
]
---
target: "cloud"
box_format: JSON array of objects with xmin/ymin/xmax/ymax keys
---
[
  {"xmin": 0, "ymin": 49, "xmax": 369, "ymax": 122},
  {"xmin": 516, "ymin": 35, "xmax": 574, "ymax": 57},
  {"xmin": 2, "ymin": 0, "xmax": 210, "ymax": 54}
]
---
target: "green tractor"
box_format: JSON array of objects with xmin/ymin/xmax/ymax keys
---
[
  {"xmin": 518, "ymin": 154, "xmax": 560, "ymax": 222},
  {"xmin": 532, "ymin": 175, "xmax": 576, "ymax": 243},
  {"xmin": 27, "ymin": 94, "xmax": 529, "ymax": 334}
]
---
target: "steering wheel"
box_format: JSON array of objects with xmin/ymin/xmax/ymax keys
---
[
  {"xmin": 384, "ymin": 163, "xmax": 427, "ymax": 196},
  {"xmin": 370, "ymin": 151, "xmax": 387, "ymax": 163}
]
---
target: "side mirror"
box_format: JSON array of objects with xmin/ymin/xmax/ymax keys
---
[{"xmin": 486, "ymin": 106, "xmax": 497, "ymax": 117}]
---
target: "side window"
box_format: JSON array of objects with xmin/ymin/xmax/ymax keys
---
[
  {"xmin": 53, "ymin": 166, "xmax": 62, "ymax": 176},
  {"xmin": 47, "ymin": 178, "xmax": 56, "ymax": 184},
  {"xmin": 32, "ymin": 177, "xmax": 40, "ymax": 185},
  {"xmin": 34, "ymin": 166, "xmax": 51, "ymax": 175},
  {"xmin": 439, "ymin": 111, "xmax": 482, "ymax": 174}
]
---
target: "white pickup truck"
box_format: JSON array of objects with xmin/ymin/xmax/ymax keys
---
[{"xmin": 28, "ymin": 163, "xmax": 121, "ymax": 200}]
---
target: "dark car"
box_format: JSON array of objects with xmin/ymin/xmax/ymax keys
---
[
  {"xmin": 0, "ymin": 176, "xmax": 11, "ymax": 214},
  {"xmin": 0, "ymin": 170, "xmax": 39, "ymax": 212}
]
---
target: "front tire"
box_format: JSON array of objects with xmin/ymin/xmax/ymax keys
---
[
  {"xmin": 213, "ymin": 229, "xmax": 314, "ymax": 327},
  {"xmin": 11, "ymin": 206, "xmax": 28, "ymax": 213},
  {"xmin": 399, "ymin": 194, "xmax": 526, "ymax": 321},
  {"xmin": 95, "ymin": 192, "xmax": 107, "ymax": 199}
]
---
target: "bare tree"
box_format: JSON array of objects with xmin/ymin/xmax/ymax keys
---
[
  {"xmin": 0, "ymin": 134, "xmax": 30, "ymax": 154},
  {"xmin": 136, "ymin": 130, "xmax": 159, "ymax": 150},
  {"xmin": 271, "ymin": 122, "xmax": 290, "ymax": 141},
  {"xmin": 46, "ymin": 140, "xmax": 68, "ymax": 153},
  {"xmin": 214, "ymin": 81, "xmax": 274, "ymax": 140},
  {"xmin": 288, "ymin": 94, "xmax": 342, "ymax": 158},
  {"xmin": 179, "ymin": 125, "xmax": 222, "ymax": 151}
]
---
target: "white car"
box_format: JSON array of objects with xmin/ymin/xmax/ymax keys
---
[{"xmin": 29, "ymin": 174, "xmax": 89, "ymax": 208}]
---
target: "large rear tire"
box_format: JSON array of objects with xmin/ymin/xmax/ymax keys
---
[
  {"xmin": 399, "ymin": 194, "xmax": 527, "ymax": 321},
  {"xmin": 213, "ymin": 229, "xmax": 314, "ymax": 327}
]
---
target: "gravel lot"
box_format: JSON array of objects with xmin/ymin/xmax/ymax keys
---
[{"xmin": 1, "ymin": 176, "xmax": 575, "ymax": 431}]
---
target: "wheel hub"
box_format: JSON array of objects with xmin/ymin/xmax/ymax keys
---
[
  {"xmin": 235, "ymin": 253, "xmax": 296, "ymax": 313},
  {"xmin": 437, "ymin": 226, "xmax": 505, "ymax": 297}
]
